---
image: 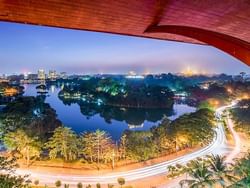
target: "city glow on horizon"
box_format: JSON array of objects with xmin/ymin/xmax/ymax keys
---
[{"xmin": 0, "ymin": 21, "xmax": 249, "ymax": 75}]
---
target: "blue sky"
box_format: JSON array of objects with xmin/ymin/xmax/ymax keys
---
[{"xmin": 0, "ymin": 21, "xmax": 249, "ymax": 75}]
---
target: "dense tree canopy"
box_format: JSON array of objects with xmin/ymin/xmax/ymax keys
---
[
  {"xmin": 124, "ymin": 109, "xmax": 215, "ymax": 161},
  {"xmin": 0, "ymin": 96, "xmax": 61, "ymax": 140},
  {"xmin": 59, "ymin": 78, "xmax": 174, "ymax": 108},
  {"xmin": 231, "ymin": 99, "xmax": 250, "ymax": 135},
  {"xmin": 45, "ymin": 127, "xmax": 79, "ymax": 161}
]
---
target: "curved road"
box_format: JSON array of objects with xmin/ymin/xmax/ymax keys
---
[{"xmin": 16, "ymin": 103, "xmax": 238, "ymax": 186}]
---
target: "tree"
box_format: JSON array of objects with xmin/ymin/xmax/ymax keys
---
[
  {"xmin": 233, "ymin": 152, "xmax": 250, "ymax": 187},
  {"xmin": 80, "ymin": 130, "xmax": 114, "ymax": 167},
  {"xmin": 45, "ymin": 127, "xmax": 79, "ymax": 161},
  {"xmin": 93, "ymin": 130, "xmax": 113, "ymax": 167},
  {"xmin": 55, "ymin": 180, "xmax": 62, "ymax": 187},
  {"xmin": 96, "ymin": 183, "xmax": 101, "ymax": 188},
  {"xmin": 167, "ymin": 165, "xmax": 181, "ymax": 178},
  {"xmin": 119, "ymin": 134, "xmax": 127, "ymax": 159},
  {"xmin": 34, "ymin": 179, "xmax": 39, "ymax": 186},
  {"xmin": 80, "ymin": 132, "xmax": 96, "ymax": 162},
  {"xmin": 0, "ymin": 156, "xmax": 18, "ymax": 172},
  {"xmin": 180, "ymin": 160, "xmax": 216, "ymax": 188},
  {"xmin": 0, "ymin": 156, "xmax": 30, "ymax": 188},
  {"xmin": 77, "ymin": 182, "xmax": 83, "ymax": 188},
  {"xmin": 3, "ymin": 129, "xmax": 41, "ymax": 166},
  {"xmin": 125, "ymin": 131, "xmax": 158, "ymax": 161},
  {"xmin": 117, "ymin": 177, "xmax": 125, "ymax": 188},
  {"xmin": 208, "ymin": 155, "xmax": 236, "ymax": 187}
]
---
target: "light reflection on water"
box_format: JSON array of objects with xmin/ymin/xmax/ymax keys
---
[{"xmin": 23, "ymin": 84, "xmax": 196, "ymax": 140}]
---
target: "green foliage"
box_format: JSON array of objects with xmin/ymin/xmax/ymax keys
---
[
  {"xmin": 77, "ymin": 182, "xmax": 83, "ymax": 188},
  {"xmin": 3, "ymin": 129, "xmax": 41, "ymax": 166},
  {"xmin": 198, "ymin": 100, "xmax": 214, "ymax": 110},
  {"xmin": 45, "ymin": 127, "xmax": 79, "ymax": 161},
  {"xmin": 117, "ymin": 177, "xmax": 125, "ymax": 188},
  {"xmin": 172, "ymin": 154, "xmax": 241, "ymax": 187},
  {"xmin": 0, "ymin": 156, "xmax": 30, "ymax": 188},
  {"xmin": 0, "ymin": 156, "xmax": 18, "ymax": 172},
  {"xmin": 232, "ymin": 152, "xmax": 250, "ymax": 187},
  {"xmin": 0, "ymin": 174, "xmax": 30, "ymax": 188},
  {"xmin": 124, "ymin": 109, "xmax": 215, "ymax": 161},
  {"xmin": 125, "ymin": 131, "xmax": 158, "ymax": 161},
  {"xmin": 180, "ymin": 160, "xmax": 216, "ymax": 188},
  {"xmin": 34, "ymin": 179, "xmax": 39, "ymax": 185},
  {"xmin": 80, "ymin": 130, "xmax": 114, "ymax": 165},
  {"xmin": 60, "ymin": 78, "xmax": 174, "ymax": 108},
  {"xmin": 0, "ymin": 96, "xmax": 61, "ymax": 140},
  {"xmin": 171, "ymin": 108, "xmax": 215, "ymax": 148},
  {"xmin": 231, "ymin": 99, "xmax": 250, "ymax": 135},
  {"xmin": 55, "ymin": 180, "xmax": 62, "ymax": 187}
]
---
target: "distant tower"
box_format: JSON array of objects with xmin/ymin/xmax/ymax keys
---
[{"xmin": 38, "ymin": 69, "xmax": 46, "ymax": 80}]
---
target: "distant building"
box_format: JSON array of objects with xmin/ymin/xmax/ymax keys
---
[
  {"xmin": 0, "ymin": 74, "xmax": 7, "ymax": 79},
  {"xmin": 27, "ymin": 74, "xmax": 38, "ymax": 80},
  {"xmin": 125, "ymin": 71, "xmax": 144, "ymax": 79},
  {"xmin": 48, "ymin": 70, "xmax": 57, "ymax": 81},
  {"xmin": 38, "ymin": 69, "xmax": 46, "ymax": 80},
  {"xmin": 59, "ymin": 72, "xmax": 67, "ymax": 79},
  {"xmin": 128, "ymin": 123, "xmax": 144, "ymax": 129}
]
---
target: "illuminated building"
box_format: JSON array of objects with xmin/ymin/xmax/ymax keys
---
[
  {"xmin": 38, "ymin": 69, "xmax": 46, "ymax": 80},
  {"xmin": 4, "ymin": 88, "xmax": 18, "ymax": 96},
  {"xmin": 48, "ymin": 70, "xmax": 57, "ymax": 81},
  {"xmin": 125, "ymin": 71, "xmax": 144, "ymax": 79},
  {"xmin": 128, "ymin": 123, "xmax": 144, "ymax": 129}
]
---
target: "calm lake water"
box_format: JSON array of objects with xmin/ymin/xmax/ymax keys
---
[{"xmin": 23, "ymin": 84, "xmax": 196, "ymax": 140}]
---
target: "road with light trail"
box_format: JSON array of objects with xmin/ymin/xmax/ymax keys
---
[{"xmin": 15, "ymin": 102, "xmax": 240, "ymax": 187}]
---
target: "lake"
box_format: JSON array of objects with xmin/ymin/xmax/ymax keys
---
[{"xmin": 23, "ymin": 84, "xmax": 196, "ymax": 140}]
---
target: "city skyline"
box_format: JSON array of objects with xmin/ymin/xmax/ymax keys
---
[{"xmin": 0, "ymin": 21, "xmax": 249, "ymax": 75}]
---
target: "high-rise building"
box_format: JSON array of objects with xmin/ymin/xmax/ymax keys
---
[
  {"xmin": 48, "ymin": 70, "xmax": 57, "ymax": 80},
  {"xmin": 37, "ymin": 69, "xmax": 46, "ymax": 80}
]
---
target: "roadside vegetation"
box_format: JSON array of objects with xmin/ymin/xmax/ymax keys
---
[
  {"xmin": 231, "ymin": 99, "xmax": 250, "ymax": 136},
  {"xmin": 2, "ymin": 153, "xmax": 250, "ymax": 188},
  {"xmin": 167, "ymin": 152, "xmax": 250, "ymax": 188}
]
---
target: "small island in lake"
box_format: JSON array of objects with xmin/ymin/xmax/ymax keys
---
[{"xmin": 58, "ymin": 77, "xmax": 174, "ymax": 108}]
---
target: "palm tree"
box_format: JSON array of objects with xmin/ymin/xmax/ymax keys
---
[
  {"xmin": 232, "ymin": 153, "xmax": 250, "ymax": 187},
  {"xmin": 208, "ymin": 155, "xmax": 236, "ymax": 187},
  {"xmin": 180, "ymin": 160, "xmax": 216, "ymax": 188}
]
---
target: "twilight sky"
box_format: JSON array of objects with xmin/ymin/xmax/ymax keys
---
[{"xmin": 0, "ymin": 21, "xmax": 249, "ymax": 75}]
